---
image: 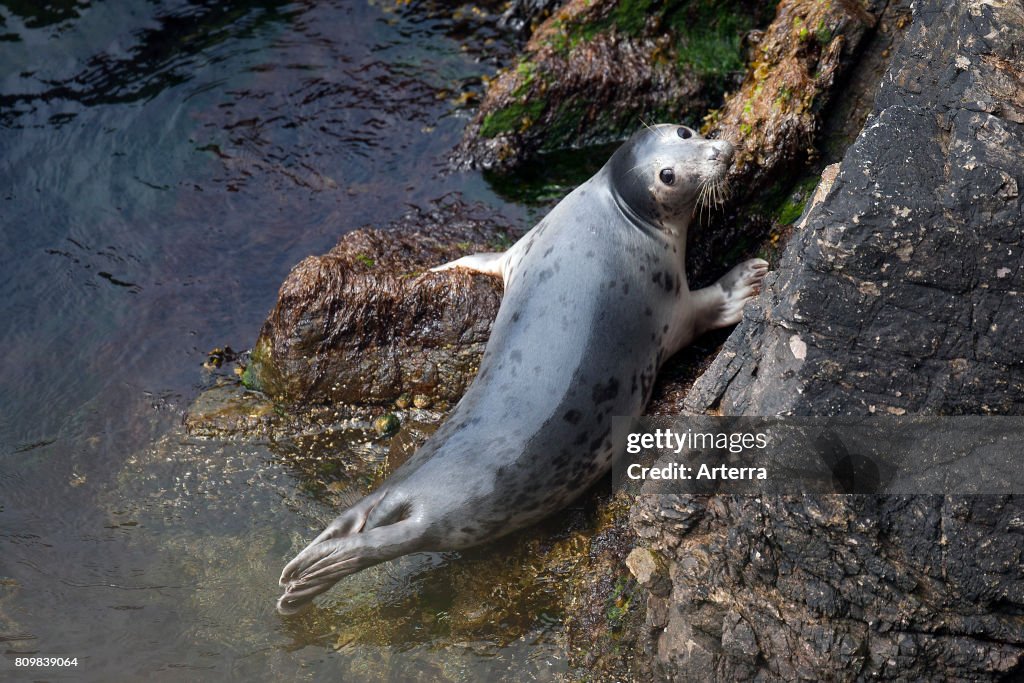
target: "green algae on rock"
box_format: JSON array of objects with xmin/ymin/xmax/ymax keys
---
[{"xmin": 451, "ymin": 0, "xmax": 773, "ymax": 171}]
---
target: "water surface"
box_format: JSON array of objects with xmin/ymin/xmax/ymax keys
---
[{"xmin": 0, "ymin": 1, "xmax": 585, "ymax": 679}]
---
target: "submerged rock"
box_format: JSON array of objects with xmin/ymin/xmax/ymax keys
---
[
  {"xmin": 634, "ymin": 0, "xmax": 1024, "ymax": 679},
  {"xmin": 244, "ymin": 200, "xmax": 518, "ymax": 407}
]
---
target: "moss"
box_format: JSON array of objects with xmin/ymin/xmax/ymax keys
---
[
  {"xmin": 772, "ymin": 175, "xmax": 822, "ymax": 225},
  {"xmin": 611, "ymin": 0, "xmax": 656, "ymax": 36},
  {"xmin": 794, "ymin": 16, "xmax": 810, "ymax": 41},
  {"xmin": 670, "ymin": 0, "xmax": 753, "ymax": 82},
  {"xmin": 511, "ymin": 60, "xmax": 537, "ymax": 97},
  {"xmin": 604, "ymin": 575, "xmax": 637, "ymax": 630},
  {"xmin": 676, "ymin": 26, "xmax": 745, "ymax": 79},
  {"xmin": 546, "ymin": 18, "xmax": 572, "ymax": 53},
  {"xmin": 355, "ymin": 254, "xmax": 375, "ymax": 267},
  {"xmin": 541, "ymin": 100, "xmax": 590, "ymax": 151},
  {"xmin": 546, "ymin": 11, "xmax": 606, "ymax": 54},
  {"xmin": 479, "ymin": 99, "xmax": 545, "ymax": 138},
  {"xmin": 776, "ymin": 195, "xmax": 807, "ymax": 225},
  {"xmin": 775, "ymin": 85, "xmax": 793, "ymax": 108},
  {"xmin": 815, "ymin": 19, "xmax": 833, "ymax": 45},
  {"xmin": 243, "ymin": 336, "xmax": 273, "ymax": 391}
]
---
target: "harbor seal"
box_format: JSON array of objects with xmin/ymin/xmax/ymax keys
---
[{"xmin": 277, "ymin": 124, "xmax": 768, "ymax": 614}]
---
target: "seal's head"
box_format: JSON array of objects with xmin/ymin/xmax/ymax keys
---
[{"xmin": 607, "ymin": 123, "xmax": 734, "ymax": 232}]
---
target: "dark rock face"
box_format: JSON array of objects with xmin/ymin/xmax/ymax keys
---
[
  {"xmin": 687, "ymin": 0, "xmax": 1024, "ymax": 417},
  {"xmin": 633, "ymin": 1, "xmax": 1024, "ymax": 679},
  {"xmin": 245, "ymin": 201, "xmax": 517, "ymax": 406},
  {"xmin": 632, "ymin": 495, "xmax": 1024, "ymax": 680}
]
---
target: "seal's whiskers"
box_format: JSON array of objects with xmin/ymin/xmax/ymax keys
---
[{"xmin": 639, "ymin": 117, "xmax": 670, "ymax": 142}]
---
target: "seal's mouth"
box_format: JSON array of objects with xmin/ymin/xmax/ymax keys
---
[{"xmin": 694, "ymin": 170, "xmax": 730, "ymax": 222}]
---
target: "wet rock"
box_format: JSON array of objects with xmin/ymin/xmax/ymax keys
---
[
  {"xmin": 497, "ymin": 0, "xmax": 562, "ymax": 38},
  {"xmin": 245, "ymin": 200, "xmax": 519, "ymax": 407},
  {"xmin": 682, "ymin": 0, "xmax": 912, "ymax": 287},
  {"xmin": 649, "ymin": 0, "xmax": 913, "ymax": 414},
  {"xmin": 451, "ymin": 0, "xmax": 774, "ymax": 171},
  {"xmin": 707, "ymin": 0, "xmax": 892, "ymax": 195},
  {"xmin": 184, "ymin": 381, "xmax": 279, "ymax": 439},
  {"xmin": 687, "ymin": 0, "xmax": 1024, "ymax": 418},
  {"xmin": 635, "ymin": 1, "xmax": 1024, "ymax": 679}
]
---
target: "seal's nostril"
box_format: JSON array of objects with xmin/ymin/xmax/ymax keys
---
[{"xmin": 709, "ymin": 143, "xmax": 734, "ymax": 164}]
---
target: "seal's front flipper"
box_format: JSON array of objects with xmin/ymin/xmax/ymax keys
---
[
  {"xmin": 430, "ymin": 252, "xmax": 506, "ymax": 279},
  {"xmin": 692, "ymin": 258, "xmax": 769, "ymax": 333}
]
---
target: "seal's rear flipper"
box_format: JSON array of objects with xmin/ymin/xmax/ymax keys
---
[
  {"xmin": 430, "ymin": 251, "xmax": 507, "ymax": 280},
  {"xmin": 276, "ymin": 517, "xmax": 425, "ymax": 615},
  {"xmin": 279, "ymin": 489, "xmax": 388, "ymax": 585}
]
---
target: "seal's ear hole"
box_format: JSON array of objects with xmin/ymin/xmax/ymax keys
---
[
  {"xmin": 677, "ymin": 127, "xmax": 692, "ymax": 139},
  {"xmin": 659, "ymin": 168, "xmax": 676, "ymax": 185}
]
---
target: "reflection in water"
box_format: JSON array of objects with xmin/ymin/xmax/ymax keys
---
[{"xmin": 0, "ymin": 0, "xmax": 592, "ymax": 679}]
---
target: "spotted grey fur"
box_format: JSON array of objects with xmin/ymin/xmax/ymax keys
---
[{"xmin": 277, "ymin": 124, "xmax": 768, "ymax": 614}]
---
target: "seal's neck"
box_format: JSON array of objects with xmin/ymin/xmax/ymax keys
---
[{"xmin": 605, "ymin": 173, "xmax": 690, "ymax": 265}]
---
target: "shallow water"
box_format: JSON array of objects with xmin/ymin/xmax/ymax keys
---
[{"xmin": 0, "ymin": 1, "xmax": 591, "ymax": 679}]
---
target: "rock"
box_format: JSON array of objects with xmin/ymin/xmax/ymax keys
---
[
  {"xmin": 647, "ymin": 0, "xmax": 912, "ymax": 415},
  {"xmin": 625, "ymin": 547, "xmax": 658, "ymax": 585},
  {"xmin": 451, "ymin": 0, "xmax": 904, "ymax": 173},
  {"xmin": 634, "ymin": 1, "xmax": 1024, "ymax": 679},
  {"xmin": 687, "ymin": 0, "xmax": 1024, "ymax": 417},
  {"xmin": 681, "ymin": 0, "xmax": 913, "ymax": 297},
  {"xmin": 451, "ymin": 0, "xmax": 774, "ymax": 171},
  {"xmin": 244, "ymin": 200, "xmax": 518, "ymax": 407},
  {"xmin": 497, "ymin": 0, "xmax": 562, "ymax": 38},
  {"xmin": 184, "ymin": 381, "xmax": 278, "ymax": 439},
  {"xmin": 707, "ymin": 0, "xmax": 890, "ymax": 195}
]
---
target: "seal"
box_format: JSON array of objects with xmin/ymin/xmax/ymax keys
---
[{"xmin": 277, "ymin": 124, "xmax": 768, "ymax": 614}]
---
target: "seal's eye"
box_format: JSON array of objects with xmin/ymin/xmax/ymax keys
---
[
  {"xmin": 659, "ymin": 168, "xmax": 675, "ymax": 185},
  {"xmin": 677, "ymin": 127, "xmax": 692, "ymax": 139}
]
